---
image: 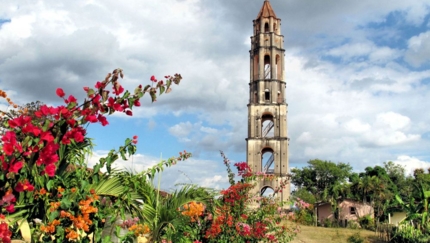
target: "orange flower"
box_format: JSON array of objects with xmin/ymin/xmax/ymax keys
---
[
  {"xmin": 181, "ymin": 201, "xmax": 205, "ymax": 222},
  {"xmin": 57, "ymin": 186, "xmax": 65, "ymax": 193},
  {"xmin": 65, "ymin": 228, "xmax": 79, "ymax": 240},
  {"xmin": 70, "ymin": 188, "xmax": 77, "ymax": 193},
  {"xmin": 129, "ymin": 224, "xmax": 150, "ymax": 236},
  {"xmin": 39, "ymin": 188, "xmax": 47, "ymax": 195},
  {"xmin": 49, "ymin": 201, "xmax": 61, "ymax": 211}
]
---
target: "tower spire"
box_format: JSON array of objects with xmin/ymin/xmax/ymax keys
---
[{"xmin": 256, "ymin": 0, "xmax": 277, "ymax": 20}]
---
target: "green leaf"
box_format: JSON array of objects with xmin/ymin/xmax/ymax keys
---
[
  {"xmin": 159, "ymin": 85, "xmax": 165, "ymax": 95},
  {"xmin": 60, "ymin": 197, "xmax": 72, "ymax": 209},
  {"xmin": 87, "ymin": 88, "xmax": 95, "ymax": 97},
  {"xmin": 120, "ymin": 150, "xmax": 127, "ymax": 160},
  {"xmin": 47, "ymin": 180, "xmax": 55, "ymax": 191},
  {"xmin": 49, "ymin": 210, "xmax": 60, "ymax": 222},
  {"xmin": 122, "ymin": 90, "xmax": 130, "ymax": 99},
  {"xmin": 166, "ymin": 79, "xmax": 172, "ymax": 90},
  {"xmin": 150, "ymin": 91, "xmax": 157, "ymax": 102}
]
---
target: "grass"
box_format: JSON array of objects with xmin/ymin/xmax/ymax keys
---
[{"xmin": 290, "ymin": 225, "xmax": 385, "ymax": 243}]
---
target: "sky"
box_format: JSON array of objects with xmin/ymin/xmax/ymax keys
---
[{"xmin": 1, "ymin": 0, "xmax": 430, "ymax": 192}]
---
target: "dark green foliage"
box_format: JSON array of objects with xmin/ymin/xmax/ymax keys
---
[
  {"xmin": 347, "ymin": 232, "xmax": 364, "ymax": 243},
  {"xmin": 291, "ymin": 159, "xmax": 352, "ymax": 203},
  {"xmin": 358, "ymin": 215, "xmax": 375, "ymax": 231}
]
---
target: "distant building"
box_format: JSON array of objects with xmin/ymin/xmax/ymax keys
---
[{"xmin": 316, "ymin": 198, "xmax": 374, "ymax": 226}]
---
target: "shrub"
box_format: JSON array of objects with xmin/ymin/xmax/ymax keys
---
[
  {"xmin": 347, "ymin": 232, "xmax": 364, "ymax": 243},
  {"xmin": 358, "ymin": 215, "xmax": 375, "ymax": 230}
]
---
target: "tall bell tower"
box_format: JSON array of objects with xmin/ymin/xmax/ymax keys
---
[{"xmin": 246, "ymin": 0, "xmax": 290, "ymax": 203}]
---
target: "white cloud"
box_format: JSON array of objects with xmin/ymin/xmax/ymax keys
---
[
  {"xmin": 392, "ymin": 155, "xmax": 430, "ymax": 176},
  {"xmin": 86, "ymin": 150, "xmax": 230, "ymax": 191},
  {"xmin": 405, "ymin": 31, "xmax": 430, "ymax": 67},
  {"xmin": 343, "ymin": 119, "xmax": 371, "ymax": 133},
  {"xmin": 169, "ymin": 122, "xmax": 194, "ymax": 138},
  {"xmin": 1, "ymin": 0, "xmax": 430, "ymax": 189}
]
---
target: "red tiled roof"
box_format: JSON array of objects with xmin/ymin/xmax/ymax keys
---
[{"xmin": 256, "ymin": 0, "xmax": 277, "ymax": 20}]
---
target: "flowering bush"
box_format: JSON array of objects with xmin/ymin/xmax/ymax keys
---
[
  {"xmin": 162, "ymin": 152, "xmax": 299, "ymax": 243},
  {"xmin": 0, "ymin": 69, "xmax": 189, "ymax": 242},
  {"xmin": 290, "ymin": 197, "xmax": 314, "ymax": 226}
]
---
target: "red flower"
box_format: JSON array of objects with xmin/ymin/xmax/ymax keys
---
[
  {"xmin": 15, "ymin": 180, "xmax": 34, "ymax": 192},
  {"xmin": 132, "ymin": 135, "xmax": 138, "ymax": 144},
  {"xmin": 85, "ymin": 115, "xmax": 98, "ymax": 123},
  {"xmin": 133, "ymin": 99, "xmax": 141, "ymax": 107},
  {"xmin": 66, "ymin": 95, "xmax": 77, "ymax": 104},
  {"xmin": 5, "ymin": 204, "xmax": 15, "ymax": 213},
  {"xmin": 97, "ymin": 114, "xmax": 109, "ymax": 126},
  {"xmin": 56, "ymin": 88, "xmax": 65, "ymax": 98},
  {"xmin": 113, "ymin": 85, "xmax": 124, "ymax": 95},
  {"xmin": 40, "ymin": 131, "xmax": 55, "ymax": 142},
  {"xmin": 95, "ymin": 81, "xmax": 104, "ymax": 89},
  {"xmin": 125, "ymin": 110, "xmax": 132, "ymax": 116},
  {"xmin": 9, "ymin": 161, "xmax": 23, "ymax": 173},
  {"xmin": 44, "ymin": 164, "xmax": 56, "ymax": 177},
  {"xmin": 150, "ymin": 75, "xmax": 157, "ymax": 82}
]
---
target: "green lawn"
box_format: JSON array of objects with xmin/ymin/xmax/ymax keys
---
[{"xmin": 290, "ymin": 225, "xmax": 385, "ymax": 243}]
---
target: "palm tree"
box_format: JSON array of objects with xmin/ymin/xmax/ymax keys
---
[{"xmin": 141, "ymin": 184, "xmax": 217, "ymax": 242}]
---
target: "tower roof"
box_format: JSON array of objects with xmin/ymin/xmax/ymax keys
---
[{"xmin": 256, "ymin": 0, "xmax": 277, "ymax": 20}]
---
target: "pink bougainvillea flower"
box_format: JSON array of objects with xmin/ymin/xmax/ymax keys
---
[
  {"xmin": 15, "ymin": 180, "xmax": 35, "ymax": 192},
  {"xmin": 8, "ymin": 116, "xmax": 31, "ymax": 129},
  {"xmin": 44, "ymin": 164, "xmax": 56, "ymax": 177},
  {"xmin": 5, "ymin": 204, "xmax": 15, "ymax": 213},
  {"xmin": 95, "ymin": 81, "xmax": 105, "ymax": 89},
  {"xmin": 85, "ymin": 114, "xmax": 98, "ymax": 123},
  {"xmin": 113, "ymin": 85, "xmax": 124, "ymax": 95},
  {"xmin": 40, "ymin": 131, "xmax": 55, "ymax": 142},
  {"xmin": 133, "ymin": 99, "xmax": 141, "ymax": 107},
  {"xmin": 97, "ymin": 114, "xmax": 108, "ymax": 126},
  {"xmin": 9, "ymin": 160, "xmax": 23, "ymax": 173},
  {"xmin": 65, "ymin": 95, "xmax": 77, "ymax": 104},
  {"xmin": 56, "ymin": 88, "xmax": 65, "ymax": 98}
]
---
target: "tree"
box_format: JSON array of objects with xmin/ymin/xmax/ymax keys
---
[{"xmin": 291, "ymin": 159, "xmax": 352, "ymax": 203}]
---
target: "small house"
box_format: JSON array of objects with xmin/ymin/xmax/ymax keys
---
[{"xmin": 316, "ymin": 198, "xmax": 374, "ymax": 226}]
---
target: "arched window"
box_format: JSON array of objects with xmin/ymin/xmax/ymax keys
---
[
  {"xmin": 264, "ymin": 89, "xmax": 270, "ymax": 101},
  {"xmin": 262, "ymin": 114, "xmax": 274, "ymax": 137},
  {"xmin": 261, "ymin": 148, "xmax": 274, "ymax": 174},
  {"xmin": 264, "ymin": 22, "xmax": 269, "ymax": 33},
  {"xmin": 261, "ymin": 186, "xmax": 275, "ymax": 197},
  {"xmin": 264, "ymin": 55, "xmax": 271, "ymax": 79}
]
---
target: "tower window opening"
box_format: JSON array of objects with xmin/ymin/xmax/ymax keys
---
[
  {"xmin": 265, "ymin": 89, "xmax": 270, "ymax": 100},
  {"xmin": 261, "ymin": 186, "xmax": 274, "ymax": 197},
  {"xmin": 264, "ymin": 22, "xmax": 269, "ymax": 33},
  {"xmin": 262, "ymin": 148, "xmax": 274, "ymax": 174},
  {"xmin": 264, "ymin": 55, "xmax": 271, "ymax": 79}
]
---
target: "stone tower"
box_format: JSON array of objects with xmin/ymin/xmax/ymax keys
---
[{"xmin": 246, "ymin": 0, "xmax": 290, "ymax": 204}]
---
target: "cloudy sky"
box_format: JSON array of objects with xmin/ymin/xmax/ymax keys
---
[{"xmin": 1, "ymin": 0, "xmax": 430, "ymax": 191}]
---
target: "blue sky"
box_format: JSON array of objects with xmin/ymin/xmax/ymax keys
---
[{"xmin": 1, "ymin": 0, "xmax": 430, "ymax": 191}]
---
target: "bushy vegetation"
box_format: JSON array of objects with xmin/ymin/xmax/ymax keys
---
[{"xmin": 346, "ymin": 232, "xmax": 365, "ymax": 243}]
